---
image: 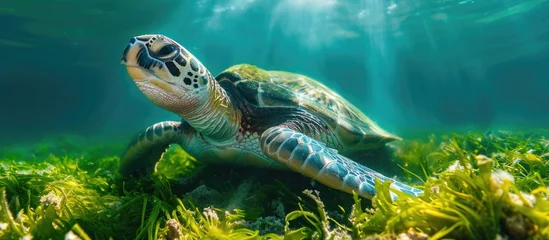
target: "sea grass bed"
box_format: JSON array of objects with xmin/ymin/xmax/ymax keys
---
[{"xmin": 1, "ymin": 130, "xmax": 549, "ymax": 239}]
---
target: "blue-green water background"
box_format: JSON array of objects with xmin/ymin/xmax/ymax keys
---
[{"xmin": 1, "ymin": 0, "xmax": 548, "ymax": 143}]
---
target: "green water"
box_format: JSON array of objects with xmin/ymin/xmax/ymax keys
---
[
  {"xmin": 1, "ymin": 0, "xmax": 549, "ymax": 239},
  {"xmin": 1, "ymin": 0, "xmax": 548, "ymax": 139}
]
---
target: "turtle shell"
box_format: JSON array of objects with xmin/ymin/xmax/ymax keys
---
[{"xmin": 216, "ymin": 64, "xmax": 401, "ymax": 149}]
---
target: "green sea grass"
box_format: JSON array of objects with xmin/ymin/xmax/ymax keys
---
[{"xmin": 1, "ymin": 130, "xmax": 548, "ymax": 239}]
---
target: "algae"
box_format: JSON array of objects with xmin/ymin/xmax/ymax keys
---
[{"xmin": 0, "ymin": 130, "xmax": 549, "ymax": 239}]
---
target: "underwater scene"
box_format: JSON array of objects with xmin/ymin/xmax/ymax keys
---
[{"xmin": 1, "ymin": 0, "xmax": 549, "ymax": 239}]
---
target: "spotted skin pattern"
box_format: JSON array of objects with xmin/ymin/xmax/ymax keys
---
[
  {"xmin": 120, "ymin": 34, "xmax": 424, "ymax": 200},
  {"xmin": 260, "ymin": 126, "xmax": 423, "ymax": 199}
]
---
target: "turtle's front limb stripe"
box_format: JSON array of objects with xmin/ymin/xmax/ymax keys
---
[
  {"xmin": 120, "ymin": 121, "xmax": 183, "ymax": 177},
  {"xmin": 260, "ymin": 126, "xmax": 423, "ymax": 200}
]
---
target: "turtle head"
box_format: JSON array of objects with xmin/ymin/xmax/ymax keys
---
[
  {"xmin": 121, "ymin": 34, "xmax": 239, "ymax": 142},
  {"xmin": 121, "ymin": 34, "xmax": 212, "ymax": 115}
]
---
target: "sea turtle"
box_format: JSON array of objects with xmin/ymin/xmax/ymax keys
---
[{"xmin": 119, "ymin": 34, "xmax": 423, "ymax": 200}]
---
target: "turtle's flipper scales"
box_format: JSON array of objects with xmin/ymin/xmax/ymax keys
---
[
  {"xmin": 260, "ymin": 126, "xmax": 423, "ymax": 200},
  {"xmin": 120, "ymin": 121, "xmax": 182, "ymax": 177}
]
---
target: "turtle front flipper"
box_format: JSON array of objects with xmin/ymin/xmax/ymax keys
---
[
  {"xmin": 260, "ymin": 126, "xmax": 423, "ymax": 200},
  {"xmin": 120, "ymin": 121, "xmax": 184, "ymax": 177}
]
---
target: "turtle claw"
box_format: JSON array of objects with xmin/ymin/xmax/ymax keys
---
[{"xmin": 260, "ymin": 126, "xmax": 423, "ymax": 200}]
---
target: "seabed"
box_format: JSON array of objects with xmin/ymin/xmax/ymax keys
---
[{"xmin": 1, "ymin": 130, "xmax": 549, "ymax": 239}]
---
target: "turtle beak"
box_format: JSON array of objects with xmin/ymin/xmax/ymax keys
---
[
  {"xmin": 121, "ymin": 36, "xmax": 181, "ymax": 97},
  {"xmin": 122, "ymin": 43, "xmax": 151, "ymax": 82},
  {"xmin": 121, "ymin": 37, "xmax": 137, "ymax": 65},
  {"xmin": 121, "ymin": 38, "xmax": 157, "ymax": 82}
]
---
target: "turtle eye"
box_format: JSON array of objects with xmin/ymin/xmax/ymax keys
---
[{"xmin": 157, "ymin": 44, "xmax": 177, "ymax": 59}]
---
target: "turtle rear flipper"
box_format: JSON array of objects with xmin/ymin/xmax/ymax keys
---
[
  {"xmin": 120, "ymin": 121, "xmax": 184, "ymax": 177},
  {"xmin": 259, "ymin": 126, "xmax": 423, "ymax": 200}
]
